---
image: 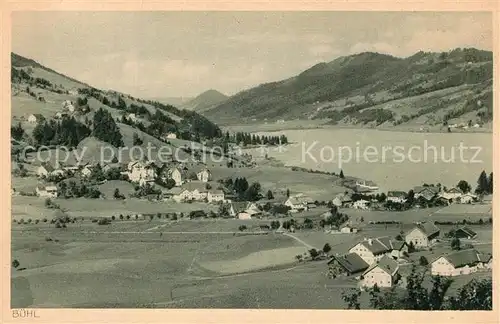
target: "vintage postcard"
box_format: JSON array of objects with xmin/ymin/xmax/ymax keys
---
[{"xmin": 2, "ymin": 2, "xmax": 499, "ymax": 323}]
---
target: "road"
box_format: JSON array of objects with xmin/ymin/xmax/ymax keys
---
[{"xmin": 283, "ymin": 232, "xmax": 317, "ymax": 250}]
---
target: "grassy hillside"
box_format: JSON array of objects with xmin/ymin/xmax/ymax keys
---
[
  {"xmin": 10, "ymin": 53, "xmax": 224, "ymax": 161},
  {"xmin": 203, "ymin": 48, "xmax": 493, "ymax": 128},
  {"xmin": 181, "ymin": 89, "xmax": 228, "ymax": 112}
]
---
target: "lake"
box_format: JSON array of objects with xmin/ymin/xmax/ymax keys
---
[{"xmin": 247, "ymin": 128, "xmax": 492, "ymax": 192}]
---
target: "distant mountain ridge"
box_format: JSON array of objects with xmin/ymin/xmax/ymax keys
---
[
  {"xmin": 201, "ymin": 48, "xmax": 493, "ymax": 128},
  {"xmin": 181, "ymin": 89, "xmax": 228, "ymax": 112}
]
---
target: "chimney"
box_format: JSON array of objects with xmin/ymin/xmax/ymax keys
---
[{"xmin": 368, "ymin": 239, "xmax": 373, "ymax": 245}]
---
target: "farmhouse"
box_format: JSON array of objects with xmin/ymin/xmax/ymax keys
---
[
  {"xmin": 387, "ymin": 191, "xmax": 407, "ymax": 203},
  {"xmin": 439, "ymin": 187, "xmax": 463, "ymax": 201},
  {"xmin": 127, "ymin": 161, "xmax": 156, "ymax": 185},
  {"xmin": 228, "ymin": 202, "xmax": 249, "ymax": 218},
  {"xmin": 328, "ymin": 253, "xmax": 369, "ymax": 276},
  {"xmin": 431, "ymin": 249, "xmax": 492, "ymax": 277},
  {"xmin": 28, "ymin": 113, "xmax": 45, "ymax": 124},
  {"xmin": 349, "ymin": 237, "xmax": 406, "ymax": 264},
  {"xmin": 207, "ymin": 189, "xmax": 225, "ymax": 203},
  {"xmin": 165, "ymin": 132, "xmax": 177, "ymax": 139},
  {"xmin": 127, "ymin": 113, "xmax": 138, "ymax": 122},
  {"xmin": 413, "ymin": 186, "xmax": 439, "ymax": 201},
  {"xmin": 405, "ymin": 222, "xmax": 440, "ymax": 248},
  {"xmin": 360, "ymin": 255, "xmax": 400, "ymax": 288},
  {"xmin": 340, "ymin": 225, "xmax": 359, "ymax": 234},
  {"xmin": 181, "ymin": 181, "xmax": 209, "ymax": 201},
  {"xmin": 460, "ymin": 193, "xmax": 478, "ymax": 204},
  {"xmin": 36, "ymin": 184, "xmax": 58, "ymax": 198},
  {"xmin": 352, "ymin": 199, "xmax": 369, "ymax": 210},
  {"xmin": 166, "ymin": 187, "xmax": 190, "ymax": 202},
  {"xmin": 332, "ymin": 193, "xmax": 353, "ymax": 207},
  {"xmin": 454, "ymin": 227, "xmax": 477, "ymax": 239},
  {"xmin": 36, "ymin": 162, "xmax": 64, "ymax": 178},
  {"xmin": 284, "ymin": 196, "xmax": 308, "ymax": 212},
  {"xmin": 349, "ymin": 238, "xmax": 391, "ymax": 265}
]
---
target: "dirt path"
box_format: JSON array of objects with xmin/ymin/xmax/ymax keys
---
[{"xmin": 283, "ymin": 233, "xmax": 317, "ymax": 250}]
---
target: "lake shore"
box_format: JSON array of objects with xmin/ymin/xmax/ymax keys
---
[{"xmin": 222, "ymin": 120, "xmax": 493, "ymax": 135}]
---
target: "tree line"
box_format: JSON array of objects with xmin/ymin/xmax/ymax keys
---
[{"xmin": 224, "ymin": 131, "xmax": 288, "ymax": 146}]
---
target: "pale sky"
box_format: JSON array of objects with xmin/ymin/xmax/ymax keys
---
[{"xmin": 12, "ymin": 12, "xmax": 492, "ymax": 98}]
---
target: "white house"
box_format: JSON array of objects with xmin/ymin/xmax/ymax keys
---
[
  {"xmin": 360, "ymin": 256, "xmax": 400, "ymax": 288},
  {"xmin": 36, "ymin": 184, "xmax": 58, "ymax": 198},
  {"xmin": 80, "ymin": 164, "xmax": 95, "ymax": 178},
  {"xmin": 387, "ymin": 191, "xmax": 407, "ymax": 203},
  {"xmin": 460, "ymin": 193, "xmax": 477, "ymax": 204},
  {"xmin": 413, "ymin": 186, "xmax": 439, "ymax": 201},
  {"xmin": 431, "ymin": 249, "xmax": 492, "ymax": 277},
  {"xmin": 166, "ymin": 133, "xmax": 177, "ymax": 139},
  {"xmin": 196, "ymin": 168, "xmax": 212, "ymax": 183},
  {"xmin": 127, "ymin": 161, "xmax": 156, "ymax": 184},
  {"xmin": 405, "ymin": 222, "xmax": 440, "ymax": 249},
  {"xmin": 349, "ymin": 237, "xmax": 407, "ymax": 265},
  {"xmin": 352, "ymin": 199, "xmax": 370, "ymax": 210},
  {"xmin": 127, "ymin": 113, "xmax": 138, "ymax": 122},
  {"xmin": 62, "ymin": 100, "xmax": 75, "ymax": 113},
  {"xmin": 340, "ymin": 225, "xmax": 358, "ymax": 234},
  {"xmin": 167, "ymin": 187, "xmax": 191, "ymax": 202},
  {"xmin": 284, "ymin": 196, "xmax": 307, "ymax": 212},
  {"xmin": 228, "ymin": 202, "xmax": 248, "ymax": 218},
  {"xmin": 28, "ymin": 113, "xmax": 44, "ymax": 124},
  {"xmin": 207, "ymin": 190, "xmax": 225, "ymax": 203},
  {"xmin": 165, "ymin": 167, "xmax": 184, "ymax": 186},
  {"xmin": 439, "ymin": 187, "xmax": 464, "ymax": 201}
]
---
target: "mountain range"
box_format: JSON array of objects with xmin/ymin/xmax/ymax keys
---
[{"xmin": 199, "ymin": 48, "xmax": 493, "ymax": 128}]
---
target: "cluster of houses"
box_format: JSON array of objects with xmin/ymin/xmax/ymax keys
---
[
  {"xmin": 33, "ymin": 159, "xmax": 221, "ymax": 200},
  {"xmin": 328, "ymin": 222, "xmax": 492, "ymax": 289},
  {"xmin": 27, "ymin": 99, "xmax": 86, "ymax": 124},
  {"xmin": 329, "ymin": 185, "xmax": 480, "ymax": 211}
]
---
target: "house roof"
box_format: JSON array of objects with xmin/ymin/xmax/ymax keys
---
[
  {"xmin": 377, "ymin": 236, "xmax": 406, "ymax": 251},
  {"xmin": 409, "ymin": 222, "xmax": 440, "ymax": 238},
  {"xmin": 31, "ymin": 113, "xmax": 45, "ymax": 119},
  {"xmin": 231, "ymin": 202, "xmax": 248, "ymax": 213},
  {"xmin": 439, "ymin": 249, "xmax": 491, "ymax": 268},
  {"xmin": 334, "ymin": 193, "xmax": 352, "ymax": 202},
  {"xmin": 181, "ymin": 181, "xmax": 208, "ymax": 193},
  {"xmin": 446, "ymin": 187, "xmax": 463, "ymax": 194},
  {"xmin": 456, "ymin": 227, "xmax": 477, "ymax": 238},
  {"xmin": 387, "ymin": 191, "xmax": 407, "ymax": 198},
  {"xmin": 363, "ymin": 255, "xmax": 399, "ymax": 277},
  {"xmin": 413, "ymin": 186, "xmax": 439, "ymax": 194},
  {"xmin": 359, "ymin": 239, "xmax": 391, "ymax": 255},
  {"xmin": 329, "ymin": 253, "xmax": 369, "ymax": 274},
  {"xmin": 209, "ymin": 189, "xmax": 224, "ymax": 195}
]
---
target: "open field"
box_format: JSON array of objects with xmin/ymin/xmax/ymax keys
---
[
  {"xmin": 211, "ymin": 166, "xmax": 345, "ymax": 201},
  {"xmin": 11, "ymin": 196, "xmax": 218, "ymax": 221}
]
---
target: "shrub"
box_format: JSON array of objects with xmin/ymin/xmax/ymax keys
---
[
  {"xmin": 126, "ymin": 215, "xmax": 130, "ymax": 220},
  {"xmin": 238, "ymin": 225, "xmax": 247, "ymax": 231},
  {"xmin": 35, "ymin": 219, "xmax": 40, "ymax": 224},
  {"xmin": 119, "ymin": 214, "xmax": 124, "ymax": 220},
  {"xmin": 55, "ymin": 222, "xmax": 62, "ymax": 228},
  {"xmin": 323, "ymin": 243, "xmax": 332, "ymax": 254},
  {"xmin": 42, "ymin": 218, "xmax": 47, "ymax": 223},
  {"xmin": 91, "ymin": 219, "xmax": 98, "ymax": 223},
  {"xmin": 419, "ymin": 256, "xmax": 429, "ymax": 266},
  {"xmin": 18, "ymin": 218, "xmax": 24, "ymax": 224},
  {"xmin": 12, "ymin": 259, "xmax": 20, "ymax": 268},
  {"xmin": 27, "ymin": 218, "xmax": 32, "ymax": 224},
  {"xmin": 98, "ymin": 218, "xmax": 111, "ymax": 225},
  {"xmin": 111, "ymin": 215, "xmax": 116, "ymax": 221},
  {"xmin": 45, "ymin": 237, "xmax": 53, "ymax": 242}
]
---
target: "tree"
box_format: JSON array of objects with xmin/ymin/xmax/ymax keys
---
[
  {"xmin": 11, "ymin": 122, "xmax": 24, "ymax": 141},
  {"xmin": 446, "ymin": 279, "xmax": 492, "ymax": 310},
  {"xmin": 475, "ymin": 170, "xmax": 489, "ymax": 194},
  {"xmin": 487, "ymin": 172, "xmax": 493, "ymax": 194},
  {"xmin": 92, "ymin": 108, "xmax": 124, "ymax": 147},
  {"xmin": 419, "ymin": 256, "xmax": 429, "ymax": 266},
  {"xmin": 132, "ymin": 132, "xmax": 143, "ymax": 146},
  {"xmin": 286, "ymin": 188, "xmax": 290, "ymax": 197},
  {"xmin": 457, "ymin": 180, "xmax": 471, "ymax": 193},
  {"xmin": 322, "ymin": 243, "xmax": 332, "ymax": 254},
  {"xmin": 12, "ymin": 259, "xmax": 20, "ymax": 268},
  {"xmin": 408, "ymin": 241, "xmax": 416, "ymax": 253},
  {"xmin": 308, "ymin": 248, "xmax": 319, "ymax": 260},
  {"xmin": 114, "ymin": 188, "xmax": 124, "ymax": 199},
  {"xmin": 451, "ymin": 237, "xmax": 461, "ymax": 250},
  {"xmin": 266, "ymin": 190, "xmax": 274, "ymax": 200},
  {"xmin": 244, "ymin": 182, "xmax": 261, "ymax": 201},
  {"xmin": 339, "ymin": 169, "xmax": 345, "ymax": 179},
  {"xmin": 303, "ymin": 218, "xmax": 314, "ymax": 229},
  {"xmin": 341, "ymin": 289, "xmax": 361, "ymax": 309}
]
